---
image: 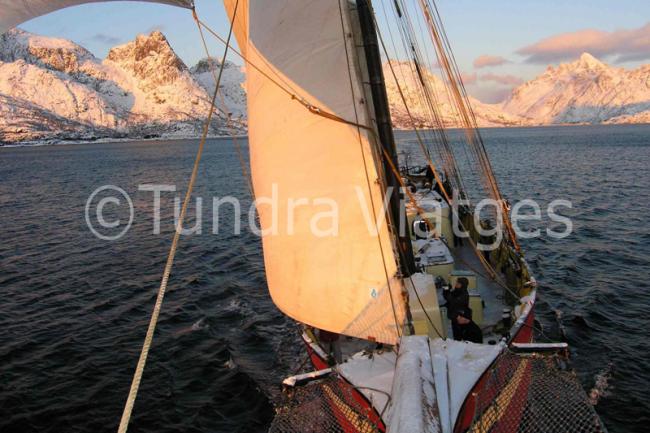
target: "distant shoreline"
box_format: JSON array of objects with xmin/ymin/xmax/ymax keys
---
[
  {"xmin": 0, "ymin": 133, "xmax": 249, "ymax": 148},
  {"xmin": 393, "ymin": 121, "xmax": 650, "ymax": 131},
  {"xmin": 2, "ymin": 123, "xmax": 649, "ymax": 148}
]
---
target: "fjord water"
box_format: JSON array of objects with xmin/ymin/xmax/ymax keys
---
[{"xmin": 1, "ymin": 125, "xmax": 648, "ymax": 433}]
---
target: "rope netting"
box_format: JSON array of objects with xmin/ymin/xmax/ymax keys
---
[
  {"xmin": 269, "ymin": 375, "xmax": 383, "ymax": 433},
  {"xmin": 468, "ymin": 351, "xmax": 606, "ymax": 433}
]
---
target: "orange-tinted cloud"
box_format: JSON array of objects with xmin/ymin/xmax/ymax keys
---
[
  {"xmin": 480, "ymin": 73, "xmax": 523, "ymax": 86},
  {"xmin": 460, "ymin": 72, "xmax": 477, "ymax": 85},
  {"xmin": 472, "ymin": 87, "xmax": 512, "ymax": 104},
  {"xmin": 473, "ymin": 55, "xmax": 508, "ymax": 69},
  {"xmin": 517, "ymin": 22, "xmax": 650, "ymax": 63}
]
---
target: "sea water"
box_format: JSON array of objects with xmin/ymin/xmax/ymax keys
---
[{"xmin": 1, "ymin": 125, "xmax": 648, "ymax": 432}]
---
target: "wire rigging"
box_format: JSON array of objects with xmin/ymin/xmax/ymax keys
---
[{"xmin": 418, "ymin": 0, "xmax": 520, "ymax": 251}]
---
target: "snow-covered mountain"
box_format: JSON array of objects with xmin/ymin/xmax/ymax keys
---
[
  {"xmin": 383, "ymin": 61, "xmax": 525, "ymax": 128},
  {"xmin": 0, "ymin": 29, "xmax": 245, "ymax": 143},
  {"xmin": 384, "ymin": 55, "xmax": 650, "ymax": 128},
  {"xmin": 501, "ymin": 53, "xmax": 650, "ymax": 124},
  {"xmin": 1, "ymin": 29, "xmax": 650, "ymax": 144},
  {"xmin": 191, "ymin": 57, "xmax": 246, "ymax": 119}
]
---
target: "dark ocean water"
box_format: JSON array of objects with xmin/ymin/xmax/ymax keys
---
[{"xmin": 1, "ymin": 124, "xmax": 649, "ymax": 433}]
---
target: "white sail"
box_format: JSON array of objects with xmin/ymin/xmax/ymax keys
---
[
  {"xmin": 224, "ymin": 0, "xmax": 406, "ymax": 344},
  {"xmin": 0, "ymin": 0, "xmax": 194, "ymax": 35}
]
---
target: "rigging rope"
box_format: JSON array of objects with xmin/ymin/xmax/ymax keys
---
[
  {"xmin": 373, "ymin": 11, "xmax": 450, "ymax": 203},
  {"xmin": 387, "ymin": 0, "xmax": 467, "ymax": 200},
  {"xmin": 195, "ymin": 18, "xmax": 374, "ymax": 132},
  {"xmin": 194, "ymin": 9, "xmax": 253, "ymax": 197},
  {"xmin": 418, "ymin": 0, "xmax": 520, "ymax": 251},
  {"xmin": 372, "ymin": 0, "xmax": 525, "ymax": 292},
  {"xmin": 378, "ymin": 0, "xmax": 464, "ymax": 200},
  {"xmin": 115, "ymin": 5, "xmax": 239, "ymax": 433},
  {"xmin": 345, "ymin": 0, "xmax": 518, "ymax": 335},
  {"xmin": 371, "ymin": 2, "xmax": 511, "ymax": 287}
]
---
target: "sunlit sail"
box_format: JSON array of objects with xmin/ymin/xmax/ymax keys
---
[{"xmin": 223, "ymin": 0, "xmax": 408, "ymax": 345}]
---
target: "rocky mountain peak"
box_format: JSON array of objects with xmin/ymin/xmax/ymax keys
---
[
  {"xmin": 2, "ymin": 29, "xmax": 650, "ymax": 144},
  {"xmin": 191, "ymin": 57, "xmax": 221, "ymax": 74},
  {"xmin": 0, "ymin": 29, "xmax": 247, "ymax": 143},
  {"xmin": 0, "ymin": 28, "xmax": 97, "ymax": 75},
  {"xmin": 190, "ymin": 57, "xmax": 241, "ymax": 76},
  {"xmin": 107, "ymin": 30, "xmax": 187, "ymax": 87},
  {"xmin": 502, "ymin": 52, "xmax": 650, "ymax": 124},
  {"xmin": 382, "ymin": 60, "xmax": 524, "ymax": 127},
  {"xmin": 567, "ymin": 52, "xmax": 607, "ymax": 72},
  {"xmin": 190, "ymin": 56, "xmax": 246, "ymax": 118}
]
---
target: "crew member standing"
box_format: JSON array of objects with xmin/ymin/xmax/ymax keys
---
[{"xmin": 443, "ymin": 277, "xmax": 470, "ymax": 340}]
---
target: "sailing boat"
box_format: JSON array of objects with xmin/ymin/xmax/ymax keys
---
[
  {"xmin": 220, "ymin": 1, "xmax": 607, "ymax": 432},
  {"xmin": 2, "ymin": 0, "xmax": 606, "ymax": 432}
]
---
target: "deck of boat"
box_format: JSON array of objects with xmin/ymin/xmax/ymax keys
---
[
  {"xmin": 450, "ymin": 242, "xmax": 508, "ymax": 340},
  {"xmin": 324, "ymin": 239, "xmax": 511, "ymax": 361}
]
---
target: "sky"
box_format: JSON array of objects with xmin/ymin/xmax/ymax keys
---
[{"xmin": 19, "ymin": 0, "xmax": 650, "ymax": 104}]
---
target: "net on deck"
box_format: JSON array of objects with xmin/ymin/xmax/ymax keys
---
[
  {"xmin": 269, "ymin": 375, "xmax": 382, "ymax": 433},
  {"xmin": 468, "ymin": 350, "xmax": 606, "ymax": 433}
]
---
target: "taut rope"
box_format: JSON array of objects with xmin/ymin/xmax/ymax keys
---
[{"xmin": 115, "ymin": 4, "xmax": 239, "ymax": 433}]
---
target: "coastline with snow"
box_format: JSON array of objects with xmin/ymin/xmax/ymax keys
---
[
  {"xmin": 0, "ymin": 29, "xmax": 246, "ymax": 145},
  {"xmin": 0, "ymin": 132, "xmax": 248, "ymax": 147},
  {"xmin": 3, "ymin": 30, "xmax": 650, "ymax": 146}
]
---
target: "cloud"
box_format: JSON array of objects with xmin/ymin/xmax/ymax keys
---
[
  {"xmin": 460, "ymin": 72, "xmax": 477, "ymax": 85},
  {"xmin": 472, "ymin": 87, "xmax": 512, "ymax": 104},
  {"xmin": 473, "ymin": 55, "xmax": 509, "ymax": 69},
  {"xmin": 517, "ymin": 22, "xmax": 650, "ymax": 63},
  {"xmin": 480, "ymin": 73, "xmax": 523, "ymax": 86},
  {"xmin": 90, "ymin": 33, "xmax": 121, "ymax": 45}
]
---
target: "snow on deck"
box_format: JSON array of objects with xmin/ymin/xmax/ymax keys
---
[
  {"xmin": 338, "ymin": 336, "xmax": 503, "ymax": 433},
  {"xmin": 337, "ymin": 350, "xmax": 397, "ymax": 418},
  {"xmin": 414, "ymin": 238, "xmax": 454, "ymax": 265},
  {"xmin": 385, "ymin": 336, "xmax": 440, "ymax": 433},
  {"xmin": 430, "ymin": 339, "xmax": 503, "ymax": 433}
]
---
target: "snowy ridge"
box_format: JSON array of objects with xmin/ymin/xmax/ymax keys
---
[
  {"xmin": 191, "ymin": 57, "xmax": 246, "ymax": 119},
  {"xmin": 0, "ymin": 29, "xmax": 245, "ymax": 144},
  {"xmin": 385, "ymin": 55, "xmax": 650, "ymax": 128},
  {"xmin": 501, "ymin": 53, "xmax": 650, "ymax": 124},
  {"xmin": 384, "ymin": 60, "xmax": 524, "ymax": 128},
  {"xmin": 2, "ymin": 29, "xmax": 650, "ymax": 144}
]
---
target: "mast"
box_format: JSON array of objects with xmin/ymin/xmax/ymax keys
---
[{"xmin": 356, "ymin": 0, "xmax": 417, "ymax": 277}]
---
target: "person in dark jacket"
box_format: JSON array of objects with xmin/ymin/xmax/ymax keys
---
[
  {"xmin": 443, "ymin": 277, "xmax": 470, "ymax": 340},
  {"xmin": 455, "ymin": 308, "xmax": 483, "ymax": 344}
]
